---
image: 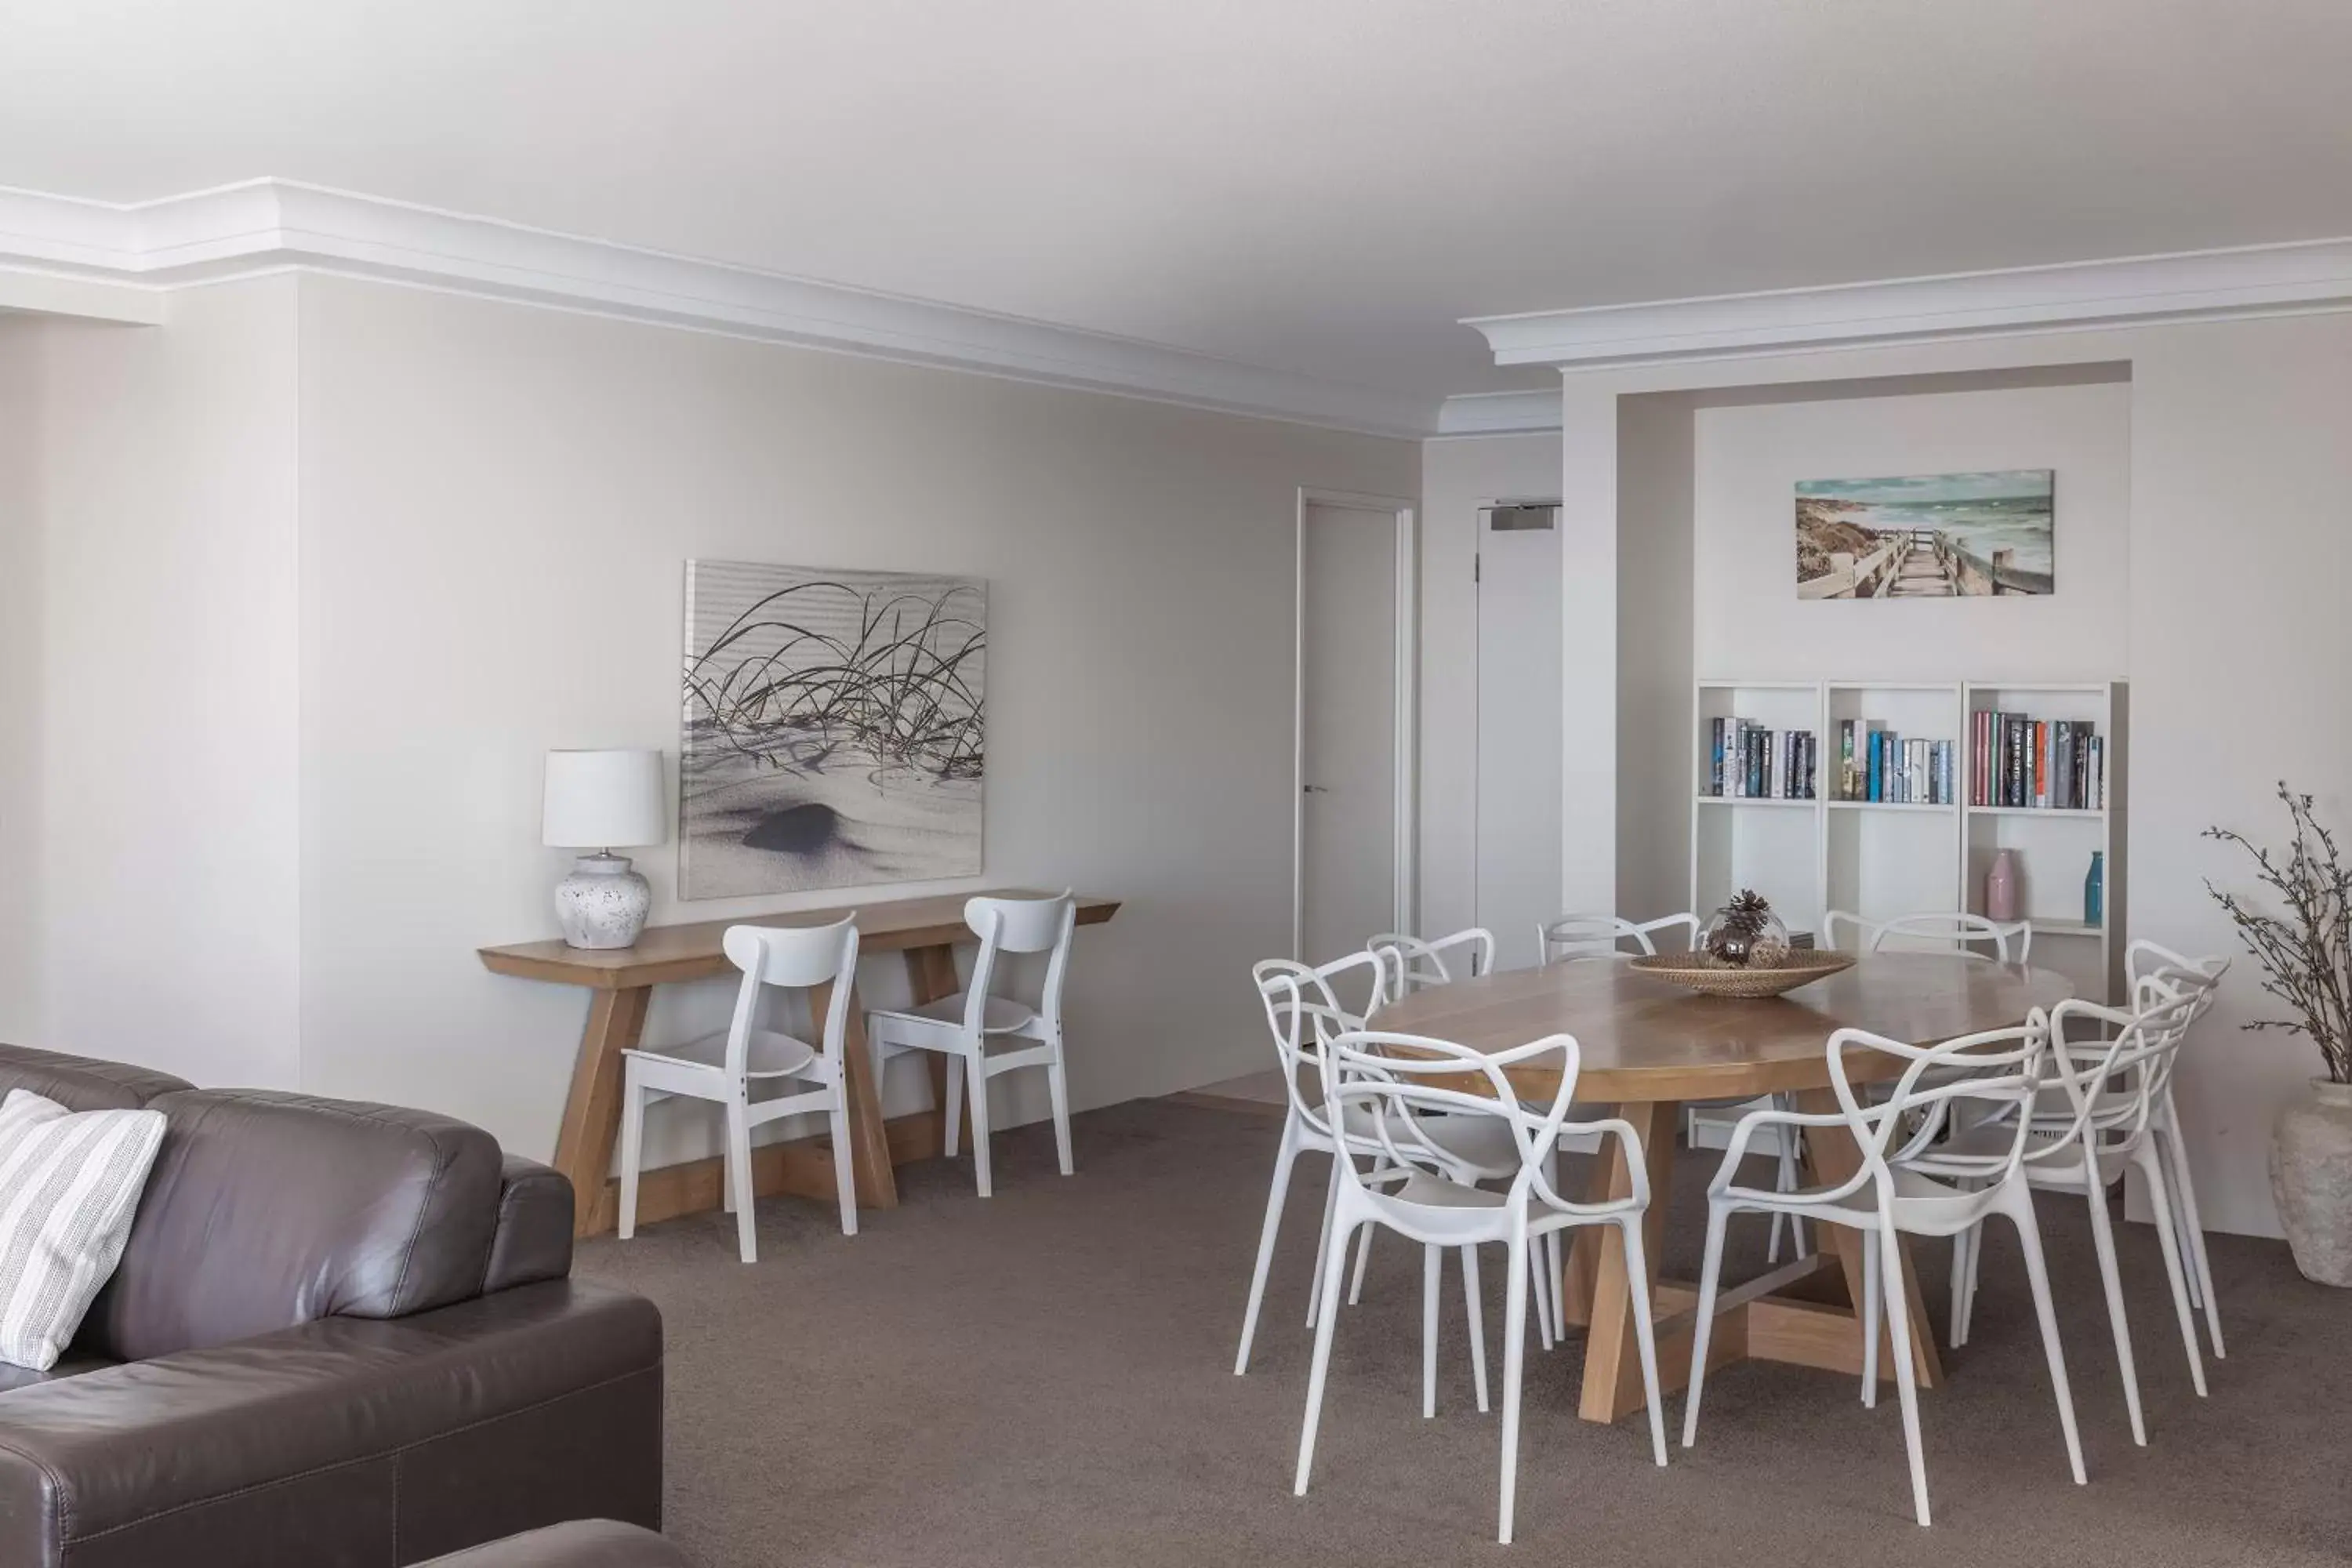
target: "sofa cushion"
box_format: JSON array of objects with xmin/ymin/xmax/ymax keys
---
[
  {"xmin": 0, "ymin": 1044, "xmax": 191, "ymax": 1114},
  {"xmin": 82, "ymin": 1089, "xmax": 506, "ymax": 1362},
  {"xmin": 0, "ymin": 1350, "xmax": 119, "ymax": 1396},
  {"xmin": 0, "ymin": 1091, "xmax": 169, "ymax": 1370}
]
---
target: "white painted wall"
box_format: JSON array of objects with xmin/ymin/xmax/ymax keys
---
[
  {"xmin": 292, "ymin": 274, "xmax": 1418, "ymax": 1167},
  {"xmin": 0, "ymin": 321, "xmax": 41, "ymax": 1044},
  {"xmin": 1550, "ymin": 321, "xmax": 2352, "ymax": 1237},
  {"xmin": 0, "ymin": 283, "xmax": 303, "ymax": 1087},
  {"xmin": 1418, "ymin": 433, "xmax": 1563, "ymax": 939},
  {"xmin": 1615, "ymin": 394, "xmax": 1696, "ymax": 924},
  {"xmin": 1690, "ymin": 376, "xmax": 2132, "ymax": 681}
]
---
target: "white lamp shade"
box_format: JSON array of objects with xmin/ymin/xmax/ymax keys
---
[{"xmin": 542, "ymin": 749, "xmax": 667, "ymax": 849}]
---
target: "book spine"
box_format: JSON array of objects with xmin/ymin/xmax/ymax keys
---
[{"xmin": 1867, "ymin": 728, "xmax": 1882, "ymax": 802}]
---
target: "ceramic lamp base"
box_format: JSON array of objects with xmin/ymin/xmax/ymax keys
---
[{"xmin": 554, "ymin": 854, "xmax": 652, "ymax": 949}]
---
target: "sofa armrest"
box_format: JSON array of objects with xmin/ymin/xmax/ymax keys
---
[
  {"xmin": 0, "ymin": 1280, "xmax": 662, "ymax": 1568},
  {"xmin": 419, "ymin": 1520, "xmax": 692, "ymax": 1567},
  {"xmin": 485, "ymin": 1154, "xmax": 577, "ymax": 1292}
]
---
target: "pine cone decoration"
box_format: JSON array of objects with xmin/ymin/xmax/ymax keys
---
[{"xmin": 1708, "ymin": 889, "xmax": 1775, "ymax": 967}]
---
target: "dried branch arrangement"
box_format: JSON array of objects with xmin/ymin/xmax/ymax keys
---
[{"xmin": 2205, "ymin": 782, "xmax": 2352, "ymax": 1083}]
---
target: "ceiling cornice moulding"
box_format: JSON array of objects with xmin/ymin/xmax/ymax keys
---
[
  {"xmin": 1432, "ymin": 387, "xmax": 1563, "ymax": 436},
  {"xmin": 1465, "ymin": 236, "xmax": 2352, "ymax": 370},
  {"xmin": 0, "ymin": 179, "xmax": 1439, "ymax": 438}
]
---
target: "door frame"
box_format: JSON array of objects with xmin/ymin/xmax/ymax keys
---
[{"xmin": 1291, "ymin": 487, "xmax": 1420, "ymax": 962}]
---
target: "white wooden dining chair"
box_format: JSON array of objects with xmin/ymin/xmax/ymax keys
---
[
  {"xmin": 1929, "ymin": 982, "xmax": 2208, "ymax": 1445},
  {"xmin": 1535, "ymin": 911, "xmax": 1700, "ymax": 965},
  {"xmin": 1682, "ymin": 1014, "xmax": 2085, "ymax": 1527},
  {"xmin": 1236, "ymin": 952, "xmax": 1537, "ymax": 1386},
  {"xmin": 616, "ymin": 916, "xmax": 862, "ymax": 1263},
  {"xmin": 1368, "ymin": 927, "xmax": 1496, "ymax": 998},
  {"xmin": 2125, "ymin": 938, "xmax": 2230, "ymax": 1359},
  {"xmin": 1295, "ymin": 1029, "xmax": 1668, "ymax": 1544},
  {"xmin": 1824, "ymin": 909, "xmax": 2033, "ymax": 964},
  {"xmin": 866, "ymin": 891, "xmax": 1076, "ymax": 1197}
]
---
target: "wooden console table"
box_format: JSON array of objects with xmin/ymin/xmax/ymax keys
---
[{"xmin": 479, "ymin": 890, "xmax": 1120, "ymax": 1236}]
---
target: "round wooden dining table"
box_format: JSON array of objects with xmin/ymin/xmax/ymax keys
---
[{"xmin": 1374, "ymin": 953, "xmax": 2073, "ymax": 1425}]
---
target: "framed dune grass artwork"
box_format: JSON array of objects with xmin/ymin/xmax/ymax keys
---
[
  {"xmin": 1795, "ymin": 470, "xmax": 2053, "ymax": 599},
  {"xmin": 680, "ymin": 560, "xmax": 985, "ymax": 898}
]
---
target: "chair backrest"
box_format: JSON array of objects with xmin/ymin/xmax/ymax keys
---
[
  {"xmin": 2031, "ymin": 979, "xmax": 2202, "ymax": 1160},
  {"xmin": 1537, "ymin": 912, "xmax": 1698, "ymax": 965},
  {"xmin": 1824, "ymin": 909, "xmax": 2031, "ymax": 964},
  {"xmin": 963, "ymin": 891, "xmax": 1077, "ymax": 1033},
  {"xmin": 1817, "ymin": 1014, "xmax": 2050, "ymax": 1205},
  {"xmin": 2125, "ymin": 938, "xmax": 2230, "ymax": 996},
  {"xmin": 1322, "ymin": 1029, "xmax": 1577, "ymax": 1213},
  {"xmin": 1368, "ymin": 927, "xmax": 1495, "ymax": 996},
  {"xmin": 720, "ymin": 916, "xmax": 862, "ymax": 1075},
  {"xmin": 1253, "ymin": 950, "xmax": 1389, "ymax": 1134}
]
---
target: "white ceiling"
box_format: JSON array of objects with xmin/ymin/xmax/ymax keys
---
[{"xmin": 5, "ymin": 0, "xmax": 2350, "ymax": 400}]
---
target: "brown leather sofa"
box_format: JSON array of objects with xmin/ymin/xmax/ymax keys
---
[{"xmin": 0, "ymin": 1043, "xmax": 665, "ymax": 1568}]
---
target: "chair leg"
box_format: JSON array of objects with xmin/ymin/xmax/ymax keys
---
[
  {"xmin": 1682, "ymin": 1203, "xmax": 1731, "ymax": 1448},
  {"xmin": 1497, "ymin": 1226, "xmax": 1530, "ymax": 1545},
  {"xmin": 1617, "ymin": 1216, "xmax": 1671, "ymax": 1468},
  {"xmin": 942, "ymin": 1053, "xmax": 964, "ymax": 1158},
  {"xmin": 1235, "ymin": 1121, "xmax": 1301, "ymax": 1376},
  {"xmin": 1862, "ymin": 1226, "xmax": 1881, "ymax": 1408},
  {"xmin": 2136, "ymin": 1144, "xmax": 2209, "ymax": 1398},
  {"xmin": 1548, "ymin": 1229, "xmax": 1566, "ymax": 1343},
  {"xmin": 1046, "ymin": 1040, "xmax": 1075, "ymax": 1177},
  {"xmin": 1307, "ymin": 1164, "xmax": 1341, "ymax": 1328},
  {"xmin": 1529, "ymin": 1239, "xmax": 1555, "ymax": 1353},
  {"xmin": 616, "ymin": 1072, "xmax": 646, "ymax": 1242},
  {"xmin": 1346, "ymin": 1222, "xmax": 1374, "ymax": 1306},
  {"xmin": 1461, "ymin": 1244, "xmax": 1490, "ymax": 1414},
  {"xmin": 724, "ymin": 1098, "xmax": 757, "ymax": 1265},
  {"xmin": 1878, "ymin": 1221, "xmax": 1932, "ymax": 1527},
  {"xmin": 1947, "ymin": 1226, "xmax": 1969, "ymax": 1349},
  {"xmin": 829, "ymin": 1094, "xmax": 859, "ymax": 1238},
  {"xmin": 2008, "ymin": 1190, "xmax": 2088, "ymax": 1486},
  {"xmin": 966, "ymin": 1053, "xmax": 994, "ymax": 1197},
  {"xmin": 2082, "ymin": 1178, "xmax": 2147, "ymax": 1445},
  {"xmin": 2160, "ymin": 1102, "xmax": 2224, "ymax": 1359},
  {"xmin": 1294, "ymin": 1215, "xmax": 1356, "ymax": 1497},
  {"xmin": 1422, "ymin": 1243, "xmax": 1441, "ymax": 1419}
]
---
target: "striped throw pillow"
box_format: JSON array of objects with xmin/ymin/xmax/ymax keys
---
[{"xmin": 0, "ymin": 1088, "xmax": 167, "ymax": 1370}]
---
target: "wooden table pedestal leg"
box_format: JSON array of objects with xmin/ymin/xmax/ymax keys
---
[
  {"xmin": 816, "ymin": 978, "xmax": 899, "ymax": 1211},
  {"xmin": 1794, "ymin": 1084, "xmax": 1941, "ymax": 1389},
  {"xmin": 554, "ymin": 985, "xmax": 652, "ymax": 1239},
  {"xmin": 1577, "ymin": 1099, "xmax": 1680, "ymax": 1423}
]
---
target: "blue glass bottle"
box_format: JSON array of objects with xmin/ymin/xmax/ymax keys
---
[{"xmin": 2084, "ymin": 851, "xmax": 2104, "ymax": 928}]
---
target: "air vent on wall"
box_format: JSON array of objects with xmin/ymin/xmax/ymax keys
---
[{"xmin": 1480, "ymin": 503, "xmax": 1560, "ymax": 531}]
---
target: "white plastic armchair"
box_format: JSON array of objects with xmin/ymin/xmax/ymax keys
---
[
  {"xmin": 1535, "ymin": 911, "xmax": 1700, "ymax": 966},
  {"xmin": 2122, "ymin": 938, "xmax": 2230, "ymax": 1356},
  {"xmin": 1368, "ymin": 927, "xmax": 1497, "ymax": 998},
  {"xmin": 1684, "ymin": 1014, "xmax": 2084, "ymax": 1527},
  {"xmin": 1295, "ymin": 1029, "xmax": 1667, "ymax": 1543},
  {"xmin": 1824, "ymin": 909, "xmax": 2031, "ymax": 963}
]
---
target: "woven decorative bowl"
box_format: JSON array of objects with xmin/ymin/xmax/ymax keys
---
[{"xmin": 1628, "ymin": 950, "xmax": 1855, "ymax": 999}]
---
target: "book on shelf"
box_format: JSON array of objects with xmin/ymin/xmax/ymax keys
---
[
  {"xmin": 1704, "ymin": 717, "xmax": 1817, "ymax": 799},
  {"xmin": 1970, "ymin": 707, "xmax": 2104, "ymax": 809},
  {"xmin": 1835, "ymin": 718, "xmax": 1955, "ymax": 804}
]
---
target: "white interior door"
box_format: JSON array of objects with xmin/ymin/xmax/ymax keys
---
[
  {"xmin": 1298, "ymin": 502, "xmax": 1399, "ymax": 966},
  {"xmin": 1475, "ymin": 504, "xmax": 1564, "ymax": 971}
]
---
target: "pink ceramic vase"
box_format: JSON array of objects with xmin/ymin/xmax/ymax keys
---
[{"xmin": 1985, "ymin": 848, "xmax": 2022, "ymax": 922}]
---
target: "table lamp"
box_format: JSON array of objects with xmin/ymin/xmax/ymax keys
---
[{"xmin": 542, "ymin": 749, "xmax": 666, "ymax": 949}]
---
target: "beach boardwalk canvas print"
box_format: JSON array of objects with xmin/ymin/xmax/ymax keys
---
[
  {"xmin": 681, "ymin": 560, "xmax": 985, "ymax": 898},
  {"xmin": 1795, "ymin": 470, "xmax": 2053, "ymax": 599}
]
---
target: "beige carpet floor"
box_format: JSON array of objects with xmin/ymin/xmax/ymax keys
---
[{"xmin": 575, "ymin": 1098, "xmax": 2350, "ymax": 1566}]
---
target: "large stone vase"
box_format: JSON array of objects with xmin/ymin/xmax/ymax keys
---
[{"xmin": 2271, "ymin": 1078, "xmax": 2352, "ymax": 1287}]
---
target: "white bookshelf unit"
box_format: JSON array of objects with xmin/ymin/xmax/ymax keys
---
[{"xmin": 1691, "ymin": 677, "xmax": 2126, "ymax": 1004}]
